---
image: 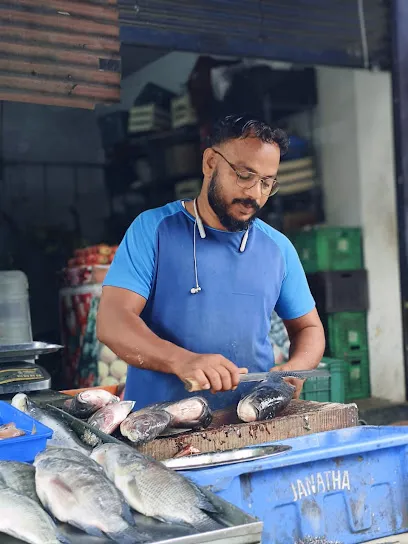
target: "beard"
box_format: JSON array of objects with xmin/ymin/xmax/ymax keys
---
[{"xmin": 207, "ymin": 170, "xmax": 260, "ymax": 232}]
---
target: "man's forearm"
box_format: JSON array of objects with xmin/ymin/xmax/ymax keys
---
[
  {"xmin": 283, "ymin": 325, "xmax": 325, "ymax": 370},
  {"xmin": 97, "ymin": 307, "xmax": 192, "ymax": 374}
]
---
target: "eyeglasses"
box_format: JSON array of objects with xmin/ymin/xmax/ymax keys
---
[{"xmin": 212, "ymin": 149, "xmax": 279, "ymax": 197}]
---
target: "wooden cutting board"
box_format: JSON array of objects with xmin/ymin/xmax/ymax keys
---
[{"xmin": 139, "ymin": 399, "xmax": 359, "ymax": 461}]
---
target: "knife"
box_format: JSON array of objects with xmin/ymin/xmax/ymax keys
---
[{"xmin": 183, "ymin": 368, "xmax": 330, "ymax": 392}]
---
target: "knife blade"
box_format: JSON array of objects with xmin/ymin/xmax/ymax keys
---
[{"xmin": 183, "ymin": 368, "xmax": 330, "ymax": 392}]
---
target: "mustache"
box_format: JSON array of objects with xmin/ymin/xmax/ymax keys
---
[{"xmin": 232, "ymin": 198, "xmax": 260, "ymax": 212}]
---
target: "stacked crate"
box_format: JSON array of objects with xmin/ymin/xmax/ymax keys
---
[{"xmin": 290, "ymin": 226, "xmax": 370, "ymax": 401}]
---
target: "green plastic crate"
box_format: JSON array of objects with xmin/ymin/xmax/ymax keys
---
[
  {"xmin": 325, "ymin": 311, "xmax": 369, "ymax": 357},
  {"xmin": 300, "ymin": 357, "xmax": 346, "ymax": 403},
  {"xmin": 343, "ymin": 350, "xmax": 371, "ymax": 401},
  {"xmin": 290, "ymin": 226, "xmax": 363, "ymax": 273}
]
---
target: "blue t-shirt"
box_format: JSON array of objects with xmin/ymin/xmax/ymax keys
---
[{"xmin": 103, "ymin": 200, "xmax": 315, "ymax": 410}]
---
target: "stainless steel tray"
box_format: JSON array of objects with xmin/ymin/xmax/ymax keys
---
[
  {"xmin": 0, "ymin": 342, "xmax": 63, "ymax": 362},
  {"xmin": 6, "ymin": 494, "xmax": 263, "ymax": 543},
  {"xmin": 163, "ymin": 444, "xmax": 291, "ymax": 470}
]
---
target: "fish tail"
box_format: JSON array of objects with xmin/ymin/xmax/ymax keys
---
[
  {"xmin": 108, "ymin": 526, "xmax": 151, "ymax": 544},
  {"xmin": 194, "ymin": 513, "xmax": 224, "ymax": 533}
]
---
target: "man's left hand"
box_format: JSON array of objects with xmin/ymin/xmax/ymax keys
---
[{"xmin": 270, "ymin": 366, "xmax": 305, "ymax": 399}]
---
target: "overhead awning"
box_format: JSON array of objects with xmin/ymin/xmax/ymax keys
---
[
  {"xmin": 0, "ymin": 0, "xmax": 121, "ymax": 109},
  {"xmin": 119, "ymin": 0, "xmax": 390, "ymax": 70}
]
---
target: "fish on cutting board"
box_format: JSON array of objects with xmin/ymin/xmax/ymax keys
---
[
  {"xmin": 88, "ymin": 400, "xmax": 135, "ymax": 435},
  {"xmin": 120, "ymin": 410, "xmax": 171, "ymax": 445},
  {"xmin": 67, "ymin": 389, "xmax": 120, "ymax": 419},
  {"xmin": 11, "ymin": 393, "xmax": 90, "ymax": 455},
  {"xmin": 34, "ymin": 446, "xmax": 149, "ymax": 543},
  {"xmin": 0, "ymin": 487, "xmax": 63, "ymax": 544},
  {"xmin": 0, "ymin": 422, "xmax": 25, "ymax": 440},
  {"xmin": 91, "ymin": 443, "xmax": 222, "ymax": 532},
  {"xmin": 0, "ymin": 461, "xmax": 39, "ymax": 504},
  {"xmin": 150, "ymin": 397, "xmax": 213, "ymax": 429},
  {"xmin": 237, "ymin": 373, "xmax": 295, "ymax": 422}
]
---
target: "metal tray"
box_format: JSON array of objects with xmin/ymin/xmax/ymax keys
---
[
  {"xmin": 5, "ymin": 493, "xmax": 263, "ymax": 544},
  {"xmin": 163, "ymin": 443, "xmax": 291, "ymax": 470},
  {"xmin": 0, "ymin": 342, "xmax": 63, "ymax": 362}
]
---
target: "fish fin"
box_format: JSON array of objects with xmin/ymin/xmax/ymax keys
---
[
  {"xmin": 71, "ymin": 522, "xmax": 105, "ymax": 538},
  {"xmin": 188, "ymin": 481, "xmax": 219, "ymax": 514},
  {"xmin": 56, "ymin": 531, "xmax": 72, "ymax": 544},
  {"xmin": 154, "ymin": 516, "xmax": 194, "ymax": 528},
  {"xmin": 107, "ymin": 526, "xmax": 151, "ymax": 543},
  {"xmin": 122, "ymin": 501, "xmax": 135, "ymax": 526},
  {"xmin": 193, "ymin": 514, "xmax": 224, "ymax": 532}
]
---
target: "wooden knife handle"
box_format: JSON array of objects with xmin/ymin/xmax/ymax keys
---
[{"xmin": 183, "ymin": 378, "xmax": 204, "ymax": 392}]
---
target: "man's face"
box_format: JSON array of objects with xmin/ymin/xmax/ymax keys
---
[{"xmin": 204, "ymin": 137, "xmax": 281, "ymax": 232}]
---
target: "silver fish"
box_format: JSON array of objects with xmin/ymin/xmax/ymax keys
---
[
  {"xmin": 88, "ymin": 400, "xmax": 135, "ymax": 435},
  {"xmin": 91, "ymin": 443, "xmax": 221, "ymax": 531},
  {"xmin": 68, "ymin": 389, "xmax": 120, "ymax": 419},
  {"xmin": 0, "ymin": 461, "xmax": 39, "ymax": 504},
  {"xmin": 12, "ymin": 393, "xmax": 90, "ymax": 454},
  {"xmin": 120, "ymin": 410, "xmax": 171, "ymax": 445},
  {"xmin": 237, "ymin": 374, "xmax": 295, "ymax": 422},
  {"xmin": 35, "ymin": 445, "xmax": 102, "ymax": 473},
  {"xmin": 34, "ymin": 452, "xmax": 149, "ymax": 543},
  {"xmin": 0, "ymin": 487, "xmax": 61, "ymax": 544},
  {"xmin": 148, "ymin": 397, "xmax": 212, "ymax": 429}
]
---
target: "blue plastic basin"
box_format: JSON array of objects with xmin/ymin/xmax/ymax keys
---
[{"xmin": 0, "ymin": 401, "xmax": 52, "ymax": 462}]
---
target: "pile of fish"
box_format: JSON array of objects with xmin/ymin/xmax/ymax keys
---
[
  {"xmin": 62, "ymin": 390, "xmax": 213, "ymax": 446},
  {"xmin": 0, "ymin": 442, "xmax": 222, "ymax": 543},
  {"xmin": 0, "ymin": 422, "xmax": 26, "ymax": 440}
]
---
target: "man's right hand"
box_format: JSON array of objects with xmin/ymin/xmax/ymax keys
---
[{"xmin": 174, "ymin": 354, "xmax": 248, "ymax": 393}]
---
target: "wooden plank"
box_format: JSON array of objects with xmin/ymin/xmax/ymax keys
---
[{"xmin": 139, "ymin": 400, "xmax": 359, "ymax": 461}]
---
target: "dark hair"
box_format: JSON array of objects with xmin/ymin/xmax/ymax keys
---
[{"xmin": 208, "ymin": 114, "xmax": 289, "ymax": 156}]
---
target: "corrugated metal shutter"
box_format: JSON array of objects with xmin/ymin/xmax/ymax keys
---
[
  {"xmin": 0, "ymin": 0, "xmax": 121, "ymax": 109},
  {"xmin": 119, "ymin": 0, "xmax": 390, "ymax": 70}
]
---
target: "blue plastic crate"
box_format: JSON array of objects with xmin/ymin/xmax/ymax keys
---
[
  {"xmin": 0, "ymin": 401, "xmax": 52, "ymax": 462},
  {"xmin": 182, "ymin": 426, "xmax": 408, "ymax": 544}
]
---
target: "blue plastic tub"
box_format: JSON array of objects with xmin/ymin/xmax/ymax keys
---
[
  {"xmin": 0, "ymin": 401, "xmax": 52, "ymax": 462},
  {"xmin": 182, "ymin": 426, "xmax": 408, "ymax": 544}
]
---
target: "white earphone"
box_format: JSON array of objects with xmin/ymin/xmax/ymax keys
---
[{"xmin": 190, "ymin": 198, "xmax": 249, "ymax": 295}]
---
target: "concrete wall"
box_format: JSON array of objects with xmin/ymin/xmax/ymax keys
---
[{"xmin": 316, "ymin": 67, "xmax": 405, "ymax": 402}]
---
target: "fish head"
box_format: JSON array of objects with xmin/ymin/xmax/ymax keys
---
[
  {"xmin": 80, "ymin": 389, "xmax": 120, "ymax": 406},
  {"xmin": 11, "ymin": 393, "xmax": 30, "ymax": 413},
  {"xmin": 90, "ymin": 443, "xmax": 115, "ymax": 467}
]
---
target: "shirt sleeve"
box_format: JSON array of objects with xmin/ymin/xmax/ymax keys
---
[
  {"xmin": 274, "ymin": 239, "xmax": 315, "ymax": 320},
  {"xmin": 103, "ymin": 213, "xmax": 156, "ymax": 300}
]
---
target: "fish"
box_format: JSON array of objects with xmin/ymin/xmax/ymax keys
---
[
  {"xmin": 237, "ymin": 374, "xmax": 295, "ymax": 422},
  {"xmin": 34, "ymin": 451, "xmax": 149, "ymax": 543},
  {"xmin": 0, "ymin": 486, "xmax": 62, "ymax": 544},
  {"xmin": 148, "ymin": 397, "xmax": 212, "ymax": 429},
  {"xmin": 35, "ymin": 445, "xmax": 103, "ymax": 473},
  {"xmin": 91, "ymin": 443, "xmax": 222, "ymax": 531},
  {"xmin": 0, "ymin": 422, "xmax": 25, "ymax": 439},
  {"xmin": 67, "ymin": 389, "xmax": 120, "ymax": 419},
  {"xmin": 88, "ymin": 400, "xmax": 135, "ymax": 435},
  {"xmin": 120, "ymin": 410, "xmax": 171, "ymax": 445},
  {"xmin": 11, "ymin": 393, "xmax": 90, "ymax": 454},
  {"xmin": 0, "ymin": 461, "xmax": 39, "ymax": 504}
]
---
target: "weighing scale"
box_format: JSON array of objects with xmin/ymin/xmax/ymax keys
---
[{"xmin": 0, "ymin": 342, "xmax": 63, "ymax": 395}]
